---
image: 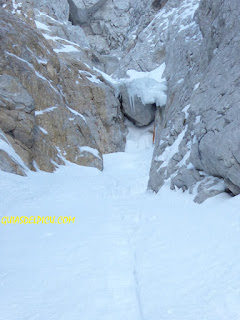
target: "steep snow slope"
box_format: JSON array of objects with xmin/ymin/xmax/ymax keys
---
[{"xmin": 1, "ymin": 126, "xmax": 240, "ymax": 320}]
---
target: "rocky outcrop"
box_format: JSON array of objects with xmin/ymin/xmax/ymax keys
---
[
  {"xmin": 187, "ymin": 0, "xmax": 240, "ymax": 197},
  {"xmin": 59, "ymin": 55, "xmax": 125, "ymax": 154},
  {"xmin": 68, "ymin": 0, "xmax": 108, "ymax": 26},
  {"xmin": 146, "ymin": 0, "xmax": 240, "ymax": 201},
  {"xmin": 0, "ymin": 7, "xmax": 125, "ymax": 175},
  {"xmin": 67, "ymin": 0, "xmax": 131, "ymax": 54},
  {"xmin": 120, "ymin": 84, "xmax": 156, "ymax": 127},
  {"xmin": 67, "ymin": 0, "xmax": 156, "ymax": 55}
]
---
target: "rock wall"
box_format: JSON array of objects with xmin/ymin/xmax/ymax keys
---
[
  {"xmin": 67, "ymin": 0, "xmax": 156, "ymax": 55},
  {"xmin": 109, "ymin": 0, "xmax": 240, "ymax": 202},
  {"xmin": 0, "ymin": 4, "xmax": 126, "ymax": 175},
  {"xmin": 147, "ymin": 0, "xmax": 240, "ymax": 202}
]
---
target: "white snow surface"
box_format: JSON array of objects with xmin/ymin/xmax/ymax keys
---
[
  {"xmin": 54, "ymin": 45, "xmax": 79, "ymax": 53},
  {"xmin": 39, "ymin": 127, "xmax": 48, "ymax": 135},
  {"xmin": 1, "ymin": 126, "xmax": 240, "ymax": 320},
  {"xmin": 79, "ymin": 70, "xmax": 102, "ymax": 84},
  {"xmin": 35, "ymin": 20, "xmax": 50, "ymax": 31}
]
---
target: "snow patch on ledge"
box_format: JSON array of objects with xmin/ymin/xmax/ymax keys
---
[
  {"xmin": 67, "ymin": 107, "xmax": 87, "ymax": 123},
  {"xmin": 54, "ymin": 45, "xmax": 79, "ymax": 54},
  {"xmin": 35, "ymin": 106, "xmax": 57, "ymax": 116},
  {"xmin": 79, "ymin": 146, "xmax": 101, "ymax": 160},
  {"xmin": 39, "ymin": 127, "xmax": 48, "ymax": 135},
  {"xmin": 35, "ymin": 20, "xmax": 50, "ymax": 31},
  {"xmin": 156, "ymin": 126, "xmax": 188, "ymax": 170}
]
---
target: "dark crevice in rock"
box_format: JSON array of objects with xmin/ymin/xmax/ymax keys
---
[
  {"xmin": 152, "ymin": 0, "xmax": 168, "ymax": 10},
  {"xmin": 68, "ymin": 0, "xmax": 88, "ymax": 25},
  {"xmin": 224, "ymin": 178, "xmax": 240, "ymax": 196},
  {"xmin": 119, "ymin": 94, "xmax": 156, "ymax": 127}
]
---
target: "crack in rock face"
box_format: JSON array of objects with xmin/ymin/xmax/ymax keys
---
[{"xmin": 152, "ymin": 0, "xmax": 168, "ymax": 9}]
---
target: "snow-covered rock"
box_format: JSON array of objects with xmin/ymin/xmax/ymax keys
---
[
  {"xmin": 146, "ymin": 0, "xmax": 240, "ymax": 201},
  {"xmin": 0, "ymin": 7, "xmax": 126, "ymax": 174},
  {"xmin": 120, "ymin": 85, "xmax": 157, "ymax": 127},
  {"xmin": 119, "ymin": 65, "xmax": 167, "ymax": 126}
]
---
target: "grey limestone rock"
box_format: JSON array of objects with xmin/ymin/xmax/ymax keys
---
[
  {"xmin": 0, "ymin": 75, "xmax": 35, "ymax": 113},
  {"xmin": 147, "ymin": 0, "xmax": 240, "ymax": 201},
  {"xmin": 0, "ymin": 149, "xmax": 26, "ymax": 176},
  {"xmin": 67, "ymin": 0, "xmax": 151, "ymax": 54},
  {"xmin": 31, "ymin": 0, "xmax": 70, "ymax": 21},
  {"xmin": 119, "ymin": 84, "xmax": 156, "ymax": 127}
]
